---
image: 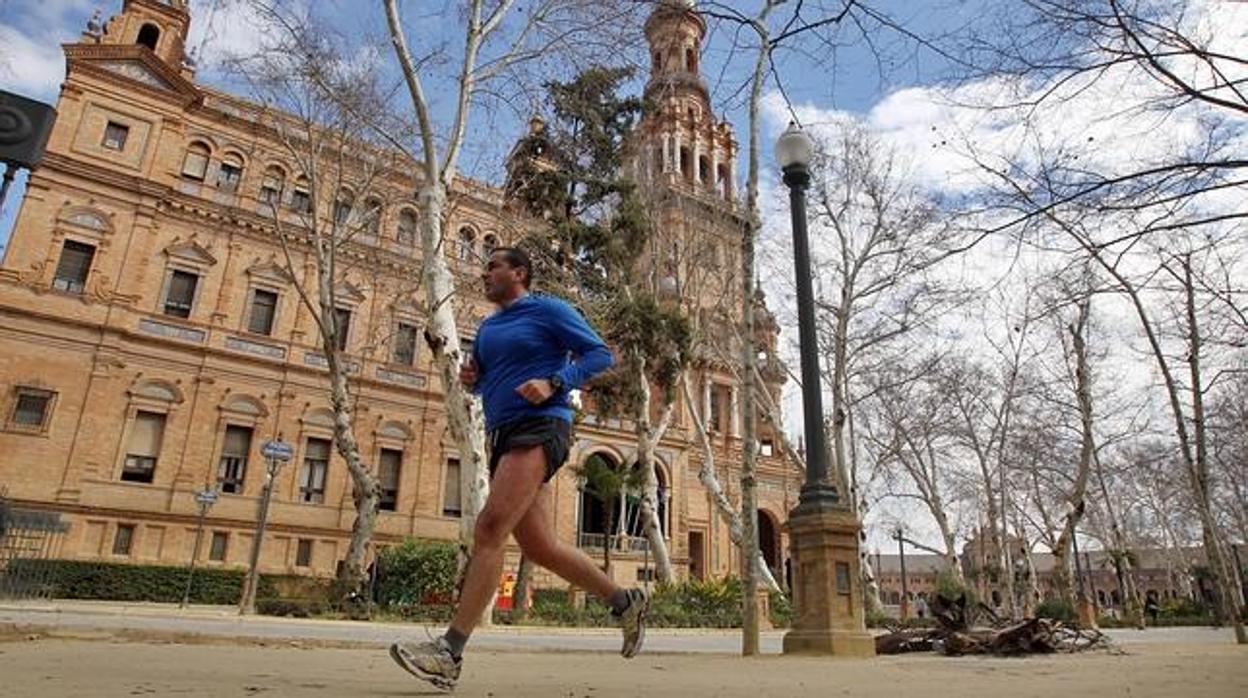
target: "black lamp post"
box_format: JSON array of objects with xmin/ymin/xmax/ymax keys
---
[
  {"xmin": 777, "ymin": 122, "xmax": 839, "ymax": 511},
  {"xmin": 894, "ymin": 526, "xmax": 910, "ymax": 619}
]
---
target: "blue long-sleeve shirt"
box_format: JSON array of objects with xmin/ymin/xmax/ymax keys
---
[{"xmin": 471, "ymin": 294, "xmax": 614, "ymax": 431}]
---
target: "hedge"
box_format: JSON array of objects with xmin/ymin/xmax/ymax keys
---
[
  {"xmin": 386, "ymin": 577, "xmax": 795, "ymax": 629},
  {"xmin": 7, "ymin": 559, "xmax": 281, "ymax": 605}
]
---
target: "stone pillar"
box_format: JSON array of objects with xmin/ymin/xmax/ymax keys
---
[
  {"xmin": 729, "ymin": 384, "xmax": 740, "ymax": 438},
  {"xmin": 782, "ymin": 507, "xmax": 876, "ymax": 657}
]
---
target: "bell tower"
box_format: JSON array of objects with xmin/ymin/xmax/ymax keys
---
[
  {"xmin": 87, "ymin": 0, "xmax": 194, "ymax": 72},
  {"xmin": 635, "ymin": 0, "xmax": 737, "ymax": 203}
]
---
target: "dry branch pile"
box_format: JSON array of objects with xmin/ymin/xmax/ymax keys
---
[{"xmin": 875, "ymin": 593, "xmax": 1113, "ymax": 656}]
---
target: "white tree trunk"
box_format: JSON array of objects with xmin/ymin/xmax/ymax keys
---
[
  {"xmin": 680, "ymin": 374, "xmax": 783, "ymax": 597},
  {"xmin": 634, "ymin": 355, "xmax": 675, "ymax": 582},
  {"xmin": 418, "ymin": 185, "xmax": 489, "ymax": 568}
]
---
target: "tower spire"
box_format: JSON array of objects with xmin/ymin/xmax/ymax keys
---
[{"xmin": 635, "ymin": 1, "xmax": 737, "ymax": 203}]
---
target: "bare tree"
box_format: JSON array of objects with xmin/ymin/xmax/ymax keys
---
[
  {"xmin": 382, "ymin": 0, "xmax": 640, "ymax": 611},
  {"xmin": 861, "ymin": 357, "xmax": 966, "ymax": 583},
  {"xmin": 223, "ymin": 6, "xmax": 423, "ymax": 603}
]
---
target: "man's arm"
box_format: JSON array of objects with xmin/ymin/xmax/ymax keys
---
[{"xmin": 547, "ymin": 298, "xmax": 613, "ymax": 388}]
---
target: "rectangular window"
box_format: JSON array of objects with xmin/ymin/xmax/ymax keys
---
[
  {"xmin": 247, "ymin": 289, "xmax": 278, "ymax": 336},
  {"xmin": 299, "ymin": 437, "xmax": 330, "ymax": 503},
  {"xmin": 442, "ymin": 458, "xmax": 462, "ymax": 518},
  {"xmin": 708, "ymin": 384, "xmax": 724, "ymax": 433},
  {"xmin": 295, "ymin": 538, "xmax": 313, "ymax": 567},
  {"xmin": 333, "ymin": 308, "xmax": 351, "ymax": 352},
  {"xmin": 52, "ymin": 240, "xmax": 96, "ymax": 294},
  {"xmin": 760, "ymin": 439, "xmax": 775, "ymax": 458},
  {"xmin": 112, "ymin": 524, "xmax": 135, "ymax": 555},
  {"xmin": 209, "ymin": 531, "xmax": 228, "ymax": 561},
  {"xmin": 122, "ymin": 410, "xmax": 165, "ymax": 483},
  {"xmin": 378, "ymin": 448, "xmax": 401, "ymax": 512},
  {"xmin": 162, "ymin": 269, "xmax": 198, "ymax": 318},
  {"xmin": 102, "ymin": 121, "xmax": 129, "ymax": 150},
  {"xmin": 259, "ymin": 182, "xmax": 281, "ymax": 206},
  {"xmin": 394, "ymin": 322, "xmax": 418, "ymax": 366},
  {"xmin": 181, "ymin": 150, "xmax": 209, "ymax": 180},
  {"xmin": 290, "ymin": 188, "xmax": 311, "ymax": 214},
  {"xmin": 216, "ymin": 162, "xmax": 242, "ymax": 191},
  {"xmin": 9, "ymin": 387, "xmax": 55, "ymax": 432},
  {"xmin": 217, "ymin": 425, "xmax": 253, "ymax": 494}
]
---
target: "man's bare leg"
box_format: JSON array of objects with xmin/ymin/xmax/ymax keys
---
[
  {"xmin": 448, "ymin": 444, "xmax": 547, "ymax": 637},
  {"xmin": 512, "ymin": 486, "xmax": 617, "ymax": 600},
  {"xmin": 513, "ymin": 485, "xmax": 649, "ymax": 658}
]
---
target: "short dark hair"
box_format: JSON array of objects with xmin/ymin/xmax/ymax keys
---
[{"xmin": 494, "ymin": 246, "xmax": 533, "ymax": 288}]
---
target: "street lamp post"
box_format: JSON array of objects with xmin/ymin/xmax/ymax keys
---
[
  {"xmin": 180, "ymin": 487, "xmax": 219, "ymax": 608},
  {"xmin": 895, "ymin": 527, "xmax": 910, "ymax": 620},
  {"xmin": 776, "ymin": 122, "xmax": 839, "ymax": 512},
  {"xmin": 239, "ymin": 438, "xmax": 293, "ymax": 616},
  {"xmin": 778, "ymin": 122, "xmax": 874, "ymax": 657}
]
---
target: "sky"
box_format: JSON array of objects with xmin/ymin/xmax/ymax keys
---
[
  {"xmin": 0, "ymin": 0, "xmax": 987, "ymax": 250},
  {"xmin": 0, "ymin": 0, "xmax": 1242, "ymax": 553}
]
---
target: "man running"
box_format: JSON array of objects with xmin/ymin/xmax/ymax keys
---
[{"xmin": 389, "ymin": 247, "xmax": 648, "ymax": 691}]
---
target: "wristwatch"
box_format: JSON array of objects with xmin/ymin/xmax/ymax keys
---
[{"xmin": 547, "ymin": 374, "xmax": 565, "ymax": 393}]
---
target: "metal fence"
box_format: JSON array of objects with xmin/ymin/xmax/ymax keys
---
[{"xmin": 0, "ymin": 495, "xmax": 69, "ymax": 600}]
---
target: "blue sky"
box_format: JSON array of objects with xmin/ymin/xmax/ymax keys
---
[{"xmin": 0, "ymin": 0, "xmax": 987, "ymax": 252}]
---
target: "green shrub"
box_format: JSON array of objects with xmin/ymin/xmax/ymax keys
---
[
  {"xmin": 865, "ymin": 607, "xmax": 893, "ymax": 629},
  {"xmin": 375, "ymin": 539, "xmax": 459, "ymax": 609},
  {"xmin": 1159, "ymin": 597, "xmax": 1208, "ymax": 619},
  {"xmin": 5, "ymin": 559, "xmax": 278, "ymax": 604},
  {"xmin": 769, "ymin": 590, "xmax": 793, "ymax": 628},
  {"xmin": 1035, "ymin": 598, "xmax": 1076, "ymax": 622},
  {"xmin": 934, "ymin": 569, "xmax": 976, "ymax": 606},
  {"xmin": 256, "ymin": 597, "xmax": 330, "ymax": 618}
]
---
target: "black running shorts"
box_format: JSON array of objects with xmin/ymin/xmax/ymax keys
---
[{"xmin": 487, "ymin": 416, "xmax": 572, "ymax": 483}]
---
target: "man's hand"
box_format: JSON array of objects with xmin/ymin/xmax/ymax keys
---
[
  {"xmin": 459, "ymin": 357, "xmax": 479, "ymax": 390},
  {"xmin": 516, "ymin": 378, "xmax": 555, "ymax": 405}
]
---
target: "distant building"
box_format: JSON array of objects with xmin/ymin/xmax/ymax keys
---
[{"xmin": 874, "ymin": 538, "xmax": 1216, "ymax": 616}]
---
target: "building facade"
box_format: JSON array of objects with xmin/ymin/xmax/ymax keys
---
[{"xmin": 0, "ymin": 0, "xmax": 798, "ymax": 590}]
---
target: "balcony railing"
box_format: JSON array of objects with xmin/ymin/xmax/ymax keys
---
[{"xmin": 577, "ymin": 532, "xmax": 652, "ymax": 553}]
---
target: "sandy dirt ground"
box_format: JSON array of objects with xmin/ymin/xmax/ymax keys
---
[{"xmin": 0, "ymin": 636, "xmax": 1244, "ymax": 698}]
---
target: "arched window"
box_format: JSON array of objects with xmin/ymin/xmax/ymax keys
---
[
  {"xmin": 457, "ymin": 226, "xmax": 477, "ymax": 263},
  {"xmin": 685, "ymin": 47, "xmax": 697, "ymax": 72},
  {"xmin": 652, "ymin": 51, "xmax": 662, "ymax": 72},
  {"xmin": 716, "ymin": 163, "xmax": 732, "ymax": 199},
  {"xmin": 259, "ymin": 165, "xmax": 285, "ymax": 207},
  {"xmin": 181, "ymin": 141, "xmax": 211, "ymax": 181},
  {"xmin": 396, "ymin": 209, "xmax": 417, "ymax": 245},
  {"xmin": 137, "ymin": 23, "xmax": 161, "ymax": 51},
  {"xmin": 680, "ymin": 147, "xmax": 692, "ymax": 182},
  {"xmin": 362, "ymin": 198, "xmax": 383, "ymax": 237},
  {"xmin": 623, "ymin": 463, "xmax": 668, "ymax": 539},
  {"xmin": 482, "ymin": 233, "xmax": 498, "ymax": 260},
  {"xmin": 577, "ymin": 452, "xmax": 621, "ymax": 546},
  {"xmin": 290, "ymin": 176, "xmax": 312, "ymax": 214},
  {"xmin": 216, "ymin": 152, "xmax": 244, "ymax": 192},
  {"xmin": 333, "ymin": 190, "xmax": 354, "ymax": 227},
  {"xmin": 698, "ymin": 155, "xmax": 710, "ymax": 185}
]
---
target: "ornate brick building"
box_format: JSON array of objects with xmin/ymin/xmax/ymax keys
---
[{"xmin": 0, "ymin": 0, "xmax": 797, "ymax": 588}]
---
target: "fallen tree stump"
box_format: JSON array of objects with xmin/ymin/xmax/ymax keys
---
[{"xmin": 875, "ymin": 616, "xmax": 1112, "ymax": 656}]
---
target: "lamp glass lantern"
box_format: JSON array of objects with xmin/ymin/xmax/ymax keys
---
[{"xmin": 776, "ymin": 121, "xmax": 814, "ymax": 170}]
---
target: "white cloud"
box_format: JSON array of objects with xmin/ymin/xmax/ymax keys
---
[
  {"xmin": 0, "ymin": 21, "xmax": 69, "ymax": 100},
  {"xmin": 186, "ymin": 0, "xmax": 309, "ymax": 73}
]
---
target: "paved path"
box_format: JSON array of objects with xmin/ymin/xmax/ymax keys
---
[
  {"xmin": 1, "ymin": 636, "xmax": 1244, "ymax": 697},
  {"xmin": 0, "ymin": 599, "xmax": 1237, "ymax": 653}
]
